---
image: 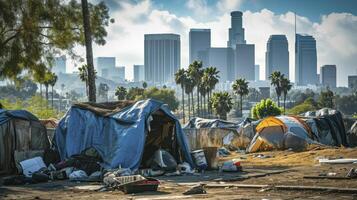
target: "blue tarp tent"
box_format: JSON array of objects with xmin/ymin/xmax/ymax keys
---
[{"xmin": 54, "ymin": 99, "xmax": 194, "ymax": 170}]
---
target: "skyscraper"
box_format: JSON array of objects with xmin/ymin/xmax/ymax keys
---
[
  {"xmin": 144, "ymin": 34, "xmax": 180, "ymax": 84},
  {"xmin": 348, "ymin": 75, "xmax": 357, "ymax": 89},
  {"xmin": 266, "ymin": 35, "xmax": 289, "ymax": 79},
  {"xmin": 320, "ymin": 65, "xmax": 336, "ymax": 88},
  {"xmin": 95, "ymin": 57, "xmax": 116, "ymax": 78},
  {"xmin": 227, "ymin": 11, "xmax": 255, "ymax": 81},
  {"xmin": 255, "ymin": 65, "xmax": 260, "ymax": 81},
  {"xmin": 133, "ymin": 65, "xmax": 145, "ymax": 82},
  {"xmin": 189, "ymin": 29, "xmax": 211, "ymax": 65},
  {"xmin": 227, "ymin": 11, "xmax": 246, "ymax": 48},
  {"xmin": 295, "ymin": 34, "xmax": 317, "ymax": 85},
  {"xmin": 53, "ymin": 56, "xmax": 66, "ymax": 75},
  {"xmin": 207, "ymin": 48, "xmax": 234, "ymax": 82},
  {"xmin": 235, "ymin": 44, "xmax": 255, "ymax": 81}
]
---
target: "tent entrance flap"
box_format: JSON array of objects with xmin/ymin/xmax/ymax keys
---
[{"xmin": 140, "ymin": 110, "xmax": 180, "ymax": 168}]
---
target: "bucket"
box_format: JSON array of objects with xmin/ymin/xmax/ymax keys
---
[
  {"xmin": 203, "ymin": 147, "xmax": 218, "ymax": 170},
  {"xmin": 191, "ymin": 149, "xmax": 208, "ymax": 170}
]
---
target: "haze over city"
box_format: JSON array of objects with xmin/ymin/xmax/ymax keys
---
[{"xmin": 70, "ymin": 0, "xmax": 357, "ymax": 86}]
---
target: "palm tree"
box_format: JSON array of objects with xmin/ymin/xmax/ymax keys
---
[
  {"xmin": 205, "ymin": 67, "xmax": 220, "ymax": 116},
  {"xmin": 175, "ymin": 69, "xmax": 187, "ymax": 123},
  {"xmin": 210, "ymin": 92, "xmax": 233, "ymax": 120},
  {"xmin": 142, "ymin": 82, "xmax": 148, "ymax": 89},
  {"xmin": 269, "ymin": 71, "xmax": 283, "ymax": 107},
  {"xmin": 115, "ymin": 86, "xmax": 127, "ymax": 100},
  {"xmin": 49, "ymin": 73, "xmax": 58, "ymax": 108},
  {"xmin": 281, "ymin": 77, "xmax": 292, "ymax": 114},
  {"xmin": 188, "ymin": 61, "xmax": 203, "ymax": 117},
  {"xmin": 81, "ymin": 0, "xmax": 96, "ymax": 102},
  {"xmin": 78, "ymin": 64, "xmax": 88, "ymax": 97},
  {"xmin": 232, "ymin": 78, "xmax": 249, "ymax": 117},
  {"xmin": 43, "ymin": 71, "xmax": 53, "ymax": 103}
]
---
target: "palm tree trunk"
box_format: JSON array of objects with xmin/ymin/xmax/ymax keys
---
[
  {"xmin": 191, "ymin": 92, "xmax": 195, "ymax": 116},
  {"xmin": 81, "ymin": 0, "xmax": 96, "ymax": 102},
  {"xmin": 283, "ymin": 94, "xmax": 286, "ymax": 114},
  {"xmin": 187, "ymin": 93, "xmax": 190, "ymax": 120},
  {"xmin": 277, "ymin": 96, "xmax": 280, "ymax": 107},
  {"xmin": 203, "ymin": 93, "xmax": 206, "ymax": 118},
  {"xmin": 181, "ymin": 86, "xmax": 185, "ymax": 123},
  {"xmin": 240, "ymin": 95, "xmax": 243, "ymax": 117},
  {"xmin": 51, "ymin": 86, "xmax": 54, "ymax": 108},
  {"xmin": 45, "ymin": 85, "xmax": 49, "ymax": 101},
  {"xmin": 196, "ymin": 87, "xmax": 200, "ymax": 117}
]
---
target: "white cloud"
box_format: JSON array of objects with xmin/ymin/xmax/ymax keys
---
[
  {"xmin": 216, "ymin": 0, "xmax": 244, "ymax": 13},
  {"xmin": 70, "ymin": 0, "xmax": 357, "ymax": 87}
]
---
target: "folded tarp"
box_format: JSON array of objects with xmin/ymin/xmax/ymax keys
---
[{"xmin": 54, "ymin": 99, "xmax": 194, "ymax": 170}]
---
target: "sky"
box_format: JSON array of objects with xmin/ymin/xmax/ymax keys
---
[{"xmin": 70, "ymin": 0, "xmax": 357, "ymax": 87}]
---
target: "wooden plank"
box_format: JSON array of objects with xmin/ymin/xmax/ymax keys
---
[
  {"xmin": 303, "ymin": 176, "xmax": 351, "ymax": 180},
  {"xmin": 205, "ymin": 184, "xmax": 357, "ymax": 193}
]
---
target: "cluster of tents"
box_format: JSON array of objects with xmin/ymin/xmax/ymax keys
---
[
  {"xmin": 184, "ymin": 108, "xmax": 353, "ymax": 153},
  {"xmin": 1, "ymin": 99, "xmax": 357, "ymax": 175}
]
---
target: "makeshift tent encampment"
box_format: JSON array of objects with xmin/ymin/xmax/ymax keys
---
[
  {"xmin": 248, "ymin": 116, "xmax": 315, "ymax": 153},
  {"xmin": 0, "ymin": 109, "xmax": 49, "ymax": 174},
  {"xmin": 54, "ymin": 99, "xmax": 194, "ymax": 170}
]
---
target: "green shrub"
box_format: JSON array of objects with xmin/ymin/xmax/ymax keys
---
[{"xmin": 251, "ymin": 98, "xmax": 282, "ymax": 119}]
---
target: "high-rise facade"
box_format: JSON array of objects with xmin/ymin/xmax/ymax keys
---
[
  {"xmin": 207, "ymin": 48, "xmax": 234, "ymax": 82},
  {"xmin": 348, "ymin": 75, "xmax": 357, "ymax": 89},
  {"xmin": 189, "ymin": 29, "xmax": 211, "ymax": 65},
  {"xmin": 144, "ymin": 34, "xmax": 180, "ymax": 84},
  {"xmin": 53, "ymin": 56, "xmax": 66, "ymax": 75},
  {"xmin": 255, "ymin": 65, "xmax": 260, "ymax": 81},
  {"xmin": 133, "ymin": 65, "xmax": 145, "ymax": 82},
  {"xmin": 320, "ymin": 65, "xmax": 336, "ymax": 88},
  {"xmin": 227, "ymin": 11, "xmax": 246, "ymax": 48},
  {"xmin": 235, "ymin": 44, "xmax": 255, "ymax": 80},
  {"xmin": 295, "ymin": 34, "xmax": 317, "ymax": 85},
  {"xmin": 95, "ymin": 57, "xmax": 116, "ymax": 78},
  {"xmin": 265, "ymin": 35, "xmax": 289, "ymax": 79},
  {"xmin": 227, "ymin": 11, "xmax": 255, "ymax": 81}
]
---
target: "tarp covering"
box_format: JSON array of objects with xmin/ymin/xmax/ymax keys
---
[
  {"xmin": 184, "ymin": 117, "xmax": 240, "ymax": 129},
  {"xmin": 0, "ymin": 109, "xmax": 49, "ymax": 174},
  {"xmin": 0, "ymin": 109, "xmax": 39, "ymax": 125},
  {"xmin": 54, "ymin": 99, "xmax": 194, "ymax": 170},
  {"xmin": 303, "ymin": 108, "xmax": 348, "ymax": 147}
]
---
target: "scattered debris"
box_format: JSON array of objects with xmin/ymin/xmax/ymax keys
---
[
  {"xmin": 183, "ymin": 184, "xmax": 207, "ymax": 195},
  {"xmin": 319, "ymin": 158, "xmax": 357, "ymax": 164},
  {"xmin": 347, "ymin": 168, "xmax": 357, "ymax": 178}
]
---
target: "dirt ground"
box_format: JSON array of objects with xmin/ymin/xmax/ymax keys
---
[{"xmin": 1, "ymin": 147, "xmax": 357, "ymax": 200}]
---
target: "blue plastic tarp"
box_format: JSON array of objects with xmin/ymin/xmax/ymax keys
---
[
  {"xmin": 0, "ymin": 109, "xmax": 39, "ymax": 125},
  {"xmin": 54, "ymin": 99, "xmax": 194, "ymax": 170}
]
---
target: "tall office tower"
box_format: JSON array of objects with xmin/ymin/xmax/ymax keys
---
[
  {"xmin": 189, "ymin": 29, "xmax": 211, "ymax": 65},
  {"xmin": 95, "ymin": 57, "xmax": 116, "ymax": 78},
  {"xmin": 53, "ymin": 56, "xmax": 66, "ymax": 74},
  {"xmin": 113, "ymin": 66, "xmax": 125, "ymax": 82},
  {"xmin": 144, "ymin": 34, "xmax": 180, "ymax": 84},
  {"xmin": 234, "ymin": 44, "xmax": 255, "ymax": 81},
  {"xmin": 295, "ymin": 34, "xmax": 317, "ymax": 85},
  {"xmin": 265, "ymin": 35, "xmax": 289, "ymax": 79},
  {"xmin": 320, "ymin": 65, "xmax": 336, "ymax": 88},
  {"xmin": 348, "ymin": 75, "xmax": 357, "ymax": 89},
  {"xmin": 207, "ymin": 48, "xmax": 234, "ymax": 82},
  {"xmin": 227, "ymin": 11, "xmax": 246, "ymax": 48},
  {"xmin": 255, "ymin": 65, "xmax": 260, "ymax": 81},
  {"xmin": 133, "ymin": 65, "xmax": 145, "ymax": 82}
]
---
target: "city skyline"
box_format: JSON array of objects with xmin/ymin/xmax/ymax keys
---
[{"xmin": 67, "ymin": 0, "xmax": 357, "ymax": 87}]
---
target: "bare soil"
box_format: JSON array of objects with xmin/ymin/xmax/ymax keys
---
[{"xmin": 1, "ymin": 147, "xmax": 357, "ymax": 200}]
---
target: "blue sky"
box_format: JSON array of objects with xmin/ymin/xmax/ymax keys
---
[{"xmin": 84, "ymin": 0, "xmax": 357, "ymax": 86}]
